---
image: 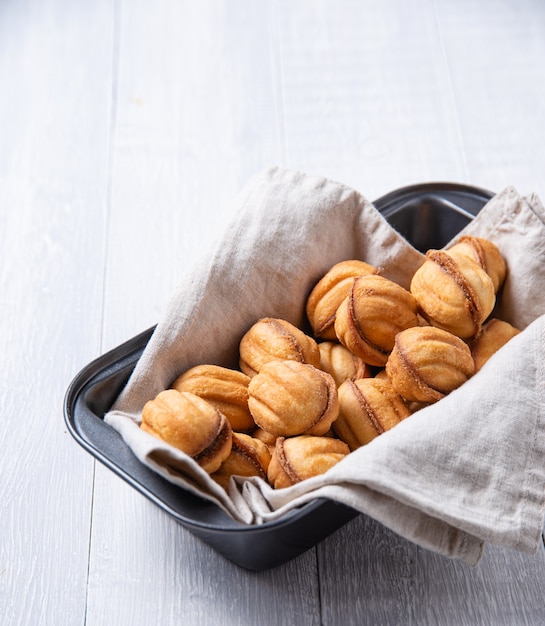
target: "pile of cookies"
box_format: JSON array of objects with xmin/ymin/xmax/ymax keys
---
[{"xmin": 140, "ymin": 236, "xmax": 520, "ymax": 490}]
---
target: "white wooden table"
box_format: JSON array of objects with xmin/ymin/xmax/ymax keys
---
[{"xmin": 2, "ymin": 1, "xmax": 545, "ymax": 624}]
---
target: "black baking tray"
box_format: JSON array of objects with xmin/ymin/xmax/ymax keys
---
[{"xmin": 64, "ymin": 182, "xmax": 494, "ymax": 571}]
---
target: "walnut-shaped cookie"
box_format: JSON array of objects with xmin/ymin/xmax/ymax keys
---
[
  {"xmin": 247, "ymin": 360, "xmax": 339, "ymax": 437},
  {"xmin": 211, "ymin": 432, "xmax": 271, "ymax": 490},
  {"xmin": 410, "ymin": 249, "xmax": 495, "ymax": 338},
  {"xmin": 239, "ymin": 317, "xmax": 321, "ymax": 377},
  {"xmin": 306, "ymin": 260, "xmax": 378, "ymax": 340},
  {"xmin": 446, "ymin": 236, "xmax": 506, "ymax": 293},
  {"xmin": 470, "ymin": 318, "xmax": 520, "ymax": 372},
  {"xmin": 334, "ymin": 274, "xmax": 419, "ymax": 366},
  {"xmin": 172, "ymin": 364, "xmax": 255, "ymax": 432},
  {"xmin": 318, "ymin": 340, "xmax": 372, "ymax": 387},
  {"xmin": 141, "ymin": 389, "xmax": 232, "ymax": 474},
  {"xmin": 385, "ymin": 326, "xmax": 475, "ymax": 404},
  {"xmin": 334, "ymin": 378, "xmax": 411, "ymax": 450},
  {"xmin": 268, "ymin": 435, "xmax": 350, "ymax": 489}
]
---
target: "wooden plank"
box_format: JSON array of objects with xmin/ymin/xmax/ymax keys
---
[
  {"xmin": 436, "ymin": 0, "xmax": 545, "ymax": 200},
  {"xmin": 319, "ymin": 514, "xmax": 545, "ymax": 625},
  {"xmin": 85, "ymin": 2, "xmax": 320, "ymax": 624},
  {"xmin": 0, "ymin": 1, "xmax": 114, "ymax": 625},
  {"xmin": 273, "ymin": 0, "xmax": 468, "ymax": 200},
  {"xmin": 98, "ymin": 0, "xmax": 289, "ymax": 352},
  {"xmin": 87, "ymin": 472, "xmax": 320, "ymax": 626}
]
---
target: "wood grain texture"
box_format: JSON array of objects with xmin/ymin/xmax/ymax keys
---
[
  {"xmin": 0, "ymin": 1, "xmax": 114, "ymax": 625},
  {"xmin": 274, "ymin": 0, "xmax": 468, "ymax": 199},
  {"xmin": 99, "ymin": 0, "xmax": 285, "ymax": 352},
  {"xmin": 319, "ymin": 515, "xmax": 545, "ymax": 625},
  {"xmin": 2, "ymin": 0, "xmax": 545, "ymax": 624},
  {"xmin": 436, "ymin": 0, "xmax": 545, "ymax": 200},
  {"xmin": 87, "ymin": 470, "xmax": 320, "ymax": 626}
]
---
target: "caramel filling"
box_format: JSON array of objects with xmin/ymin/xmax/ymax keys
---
[
  {"xmin": 267, "ymin": 318, "xmax": 305, "ymax": 362},
  {"xmin": 193, "ymin": 411, "xmax": 231, "ymax": 465},
  {"xmin": 346, "ymin": 280, "xmax": 389, "ymax": 360},
  {"xmin": 312, "ymin": 372, "xmax": 337, "ymax": 431},
  {"xmin": 316, "ymin": 313, "xmax": 336, "ymax": 336},
  {"xmin": 348, "ymin": 379, "xmax": 385, "ymax": 436},
  {"xmin": 395, "ymin": 338, "xmax": 444, "ymax": 402},
  {"xmin": 231, "ymin": 437, "xmax": 267, "ymax": 480},
  {"xmin": 276, "ymin": 437, "xmax": 301, "ymax": 484},
  {"xmin": 427, "ymin": 250, "xmax": 482, "ymax": 331}
]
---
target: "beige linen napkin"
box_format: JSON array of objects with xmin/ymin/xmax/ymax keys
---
[{"xmin": 105, "ymin": 167, "xmax": 545, "ymax": 566}]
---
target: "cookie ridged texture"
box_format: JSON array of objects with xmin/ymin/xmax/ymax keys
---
[
  {"xmin": 247, "ymin": 360, "xmax": 339, "ymax": 437},
  {"xmin": 211, "ymin": 432, "xmax": 271, "ymax": 490},
  {"xmin": 446, "ymin": 236, "xmax": 506, "ymax": 293},
  {"xmin": 192, "ymin": 415, "xmax": 233, "ymax": 474},
  {"xmin": 470, "ymin": 318, "xmax": 520, "ymax": 372},
  {"xmin": 239, "ymin": 317, "xmax": 320, "ymax": 377},
  {"xmin": 267, "ymin": 435, "xmax": 350, "ymax": 489},
  {"xmin": 334, "ymin": 378, "xmax": 411, "ymax": 450},
  {"xmin": 172, "ymin": 364, "xmax": 255, "ymax": 432},
  {"xmin": 410, "ymin": 250, "xmax": 495, "ymax": 338},
  {"xmin": 252, "ymin": 427, "xmax": 277, "ymax": 453},
  {"xmin": 318, "ymin": 340, "xmax": 371, "ymax": 387},
  {"xmin": 305, "ymin": 260, "xmax": 378, "ymax": 339},
  {"xmin": 334, "ymin": 274, "xmax": 419, "ymax": 366},
  {"xmin": 385, "ymin": 326, "xmax": 475, "ymax": 404},
  {"xmin": 141, "ymin": 389, "xmax": 232, "ymax": 473}
]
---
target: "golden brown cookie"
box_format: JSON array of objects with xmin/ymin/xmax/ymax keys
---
[
  {"xmin": 334, "ymin": 274, "xmax": 419, "ymax": 366},
  {"xmin": 172, "ymin": 364, "xmax": 255, "ymax": 432},
  {"xmin": 211, "ymin": 432, "xmax": 271, "ymax": 490},
  {"xmin": 470, "ymin": 318, "xmax": 520, "ymax": 372},
  {"xmin": 267, "ymin": 435, "xmax": 350, "ymax": 489},
  {"xmin": 410, "ymin": 249, "xmax": 495, "ymax": 338},
  {"xmin": 305, "ymin": 260, "xmax": 378, "ymax": 339},
  {"xmin": 252, "ymin": 427, "xmax": 277, "ymax": 453},
  {"xmin": 247, "ymin": 360, "xmax": 339, "ymax": 437},
  {"xmin": 318, "ymin": 340, "xmax": 372, "ymax": 387},
  {"xmin": 141, "ymin": 389, "xmax": 232, "ymax": 473},
  {"xmin": 446, "ymin": 236, "xmax": 506, "ymax": 293},
  {"xmin": 385, "ymin": 326, "xmax": 475, "ymax": 404},
  {"xmin": 334, "ymin": 378, "xmax": 411, "ymax": 450},
  {"xmin": 239, "ymin": 317, "xmax": 321, "ymax": 377}
]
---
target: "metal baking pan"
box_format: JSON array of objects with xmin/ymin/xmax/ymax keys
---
[{"xmin": 63, "ymin": 182, "xmax": 494, "ymax": 571}]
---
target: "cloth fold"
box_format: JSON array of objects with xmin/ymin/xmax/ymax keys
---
[{"xmin": 105, "ymin": 167, "xmax": 545, "ymax": 565}]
